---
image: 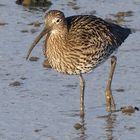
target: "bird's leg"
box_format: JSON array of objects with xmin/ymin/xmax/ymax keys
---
[
  {"xmin": 79, "ymin": 74, "xmax": 85, "ymax": 117},
  {"xmin": 105, "ymin": 56, "xmax": 117, "ymax": 112}
]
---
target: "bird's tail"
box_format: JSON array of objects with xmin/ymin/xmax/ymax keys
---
[{"xmin": 108, "ymin": 23, "xmax": 132, "ymax": 46}]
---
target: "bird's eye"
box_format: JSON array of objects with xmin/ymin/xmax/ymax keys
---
[{"xmin": 56, "ymin": 19, "xmax": 61, "ymax": 23}]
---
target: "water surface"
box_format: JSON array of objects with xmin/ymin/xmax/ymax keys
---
[{"xmin": 0, "ymin": 0, "xmax": 140, "ymax": 140}]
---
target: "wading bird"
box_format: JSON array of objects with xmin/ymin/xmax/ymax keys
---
[{"xmin": 26, "ymin": 10, "xmax": 131, "ymax": 116}]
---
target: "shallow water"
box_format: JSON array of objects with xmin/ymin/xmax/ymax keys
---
[{"xmin": 0, "ymin": 0, "xmax": 140, "ymax": 140}]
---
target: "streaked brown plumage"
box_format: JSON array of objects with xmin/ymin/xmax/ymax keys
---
[{"xmin": 26, "ymin": 10, "xmax": 131, "ymax": 116}]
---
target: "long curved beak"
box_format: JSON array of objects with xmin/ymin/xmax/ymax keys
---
[{"xmin": 26, "ymin": 27, "xmax": 49, "ymax": 60}]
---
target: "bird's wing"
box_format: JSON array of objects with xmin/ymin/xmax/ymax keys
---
[{"xmin": 66, "ymin": 15, "xmax": 131, "ymax": 50}]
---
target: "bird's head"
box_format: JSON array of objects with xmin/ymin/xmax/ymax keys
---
[
  {"xmin": 26, "ymin": 10, "xmax": 66, "ymax": 60},
  {"xmin": 44, "ymin": 10, "xmax": 66, "ymax": 33}
]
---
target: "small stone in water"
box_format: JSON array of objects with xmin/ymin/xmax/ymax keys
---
[
  {"xmin": 0, "ymin": 22, "xmax": 8, "ymax": 26},
  {"xmin": 21, "ymin": 29, "xmax": 29, "ymax": 33},
  {"xmin": 115, "ymin": 88, "xmax": 125, "ymax": 92},
  {"xmin": 74, "ymin": 123, "xmax": 82, "ymax": 130},
  {"xmin": 34, "ymin": 129, "xmax": 42, "ymax": 133},
  {"xmin": 34, "ymin": 21, "xmax": 41, "ymax": 27},
  {"xmin": 9, "ymin": 81, "xmax": 21, "ymax": 87},
  {"xmin": 121, "ymin": 106, "xmax": 135, "ymax": 113},
  {"xmin": 29, "ymin": 56, "xmax": 39, "ymax": 61}
]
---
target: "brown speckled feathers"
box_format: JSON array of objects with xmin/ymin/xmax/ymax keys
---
[
  {"xmin": 66, "ymin": 15, "xmax": 131, "ymax": 49},
  {"xmin": 26, "ymin": 10, "xmax": 131, "ymax": 114},
  {"xmin": 42, "ymin": 11, "xmax": 131, "ymax": 74},
  {"xmin": 45, "ymin": 11, "xmax": 131, "ymax": 74}
]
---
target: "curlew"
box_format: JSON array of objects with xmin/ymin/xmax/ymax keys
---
[{"xmin": 26, "ymin": 10, "xmax": 131, "ymax": 116}]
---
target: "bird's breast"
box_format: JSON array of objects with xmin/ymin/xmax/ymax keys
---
[{"xmin": 45, "ymin": 34, "xmax": 72, "ymax": 74}]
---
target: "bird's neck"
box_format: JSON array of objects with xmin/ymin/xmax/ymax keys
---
[
  {"xmin": 48, "ymin": 26, "xmax": 68, "ymax": 48},
  {"xmin": 46, "ymin": 25, "xmax": 68, "ymax": 55}
]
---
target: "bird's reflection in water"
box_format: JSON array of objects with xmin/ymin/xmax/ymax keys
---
[
  {"xmin": 74, "ymin": 112, "xmax": 118, "ymax": 140},
  {"xmin": 97, "ymin": 113, "xmax": 117, "ymax": 140},
  {"xmin": 104, "ymin": 113, "xmax": 117, "ymax": 140},
  {"xmin": 79, "ymin": 116, "xmax": 87, "ymax": 140},
  {"xmin": 74, "ymin": 115, "xmax": 87, "ymax": 140}
]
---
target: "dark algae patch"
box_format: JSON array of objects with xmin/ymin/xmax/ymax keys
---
[
  {"xmin": 0, "ymin": 22, "xmax": 8, "ymax": 26},
  {"xmin": 9, "ymin": 81, "xmax": 22, "ymax": 87},
  {"xmin": 16, "ymin": 0, "xmax": 52, "ymax": 7},
  {"xmin": 106, "ymin": 11, "xmax": 134, "ymax": 25}
]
